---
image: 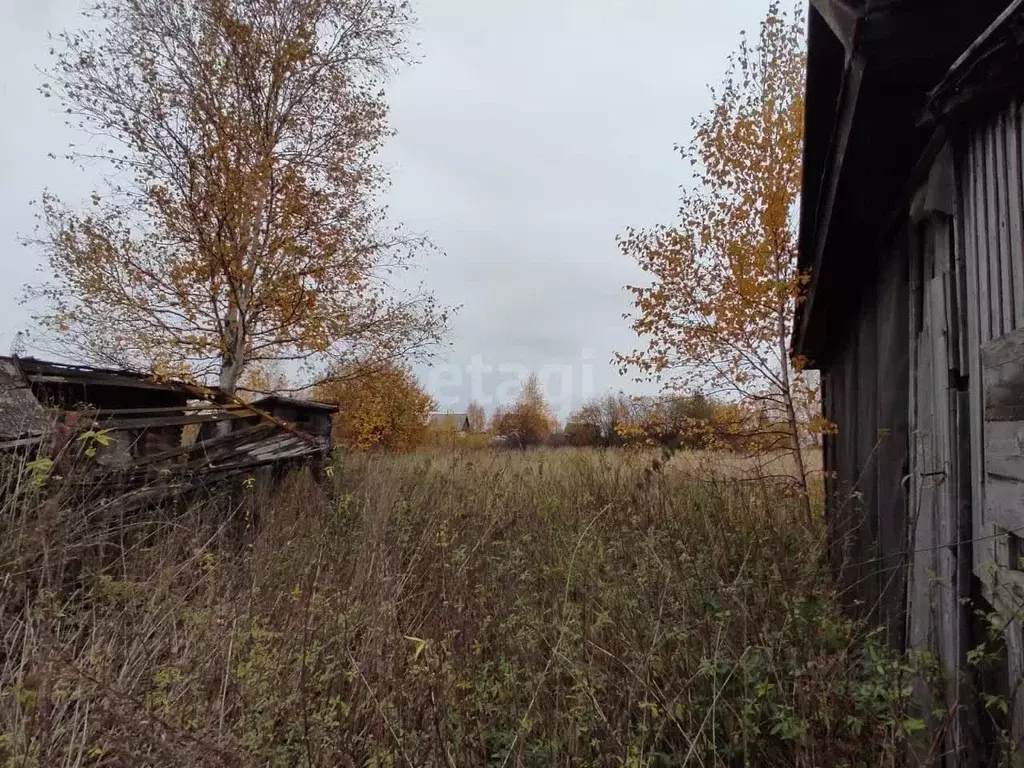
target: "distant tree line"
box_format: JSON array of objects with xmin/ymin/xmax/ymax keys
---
[
  {"xmin": 564, "ymin": 392, "xmax": 818, "ymax": 453},
  {"xmin": 565, "ymin": 393, "xmax": 714, "ymax": 448},
  {"xmin": 308, "ymin": 362, "xmax": 820, "ymax": 455}
]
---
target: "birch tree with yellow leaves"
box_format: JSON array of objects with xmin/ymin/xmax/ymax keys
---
[
  {"xmin": 315, "ymin": 362, "xmax": 434, "ymax": 451},
  {"xmin": 27, "ymin": 0, "xmax": 448, "ymax": 394},
  {"xmin": 617, "ymin": 4, "xmax": 822, "ymax": 513}
]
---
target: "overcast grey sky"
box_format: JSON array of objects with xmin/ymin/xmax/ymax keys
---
[{"xmin": 0, "ymin": 0, "xmax": 768, "ymax": 418}]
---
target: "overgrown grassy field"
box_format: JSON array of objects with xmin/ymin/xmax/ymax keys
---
[{"xmin": 0, "ymin": 448, "xmax": 918, "ymax": 766}]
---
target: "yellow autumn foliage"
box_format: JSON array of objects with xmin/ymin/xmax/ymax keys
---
[
  {"xmin": 316, "ymin": 365, "xmax": 435, "ymax": 453},
  {"xmin": 616, "ymin": 3, "xmax": 821, "ymax": 516},
  {"xmin": 30, "ymin": 0, "xmax": 447, "ymax": 393},
  {"xmin": 492, "ymin": 374, "xmax": 555, "ymax": 447}
]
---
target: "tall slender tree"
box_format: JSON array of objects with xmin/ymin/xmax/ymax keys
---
[
  {"xmin": 493, "ymin": 374, "xmax": 554, "ymax": 447},
  {"xmin": 466, "ymin": 401, "xmax": 487, "ymax": 434},
  {"xmin": 617, "ymin": 4, "xmax": 821, "ymax": 514},
  {"xmin": 28, "ymin": 0, "xmax": 448, "ymax": 394}
]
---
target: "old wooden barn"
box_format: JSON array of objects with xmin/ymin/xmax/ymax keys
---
[{"xmin": 796, "ymin": 0, "xmax": 1024, "ymax": 758}]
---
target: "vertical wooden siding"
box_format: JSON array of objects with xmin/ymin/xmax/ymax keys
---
[
  {"xmin": 963, "ymin": 98, "xmax": 1024, "ymax": 348},
  {"xmin": 960, "ymin": 98, "xmax": 1024, "ymax": 548},
  {"xmin": 822, "ymin": 236, "xmax": 909, "ymax": 646},
  {"xmin": 907, "ymin": 208, "xmax": 964, "ymax": 758},
  {"xmin": 959, "ymin": 96, "xmax": 1024, "ymax": 743}
]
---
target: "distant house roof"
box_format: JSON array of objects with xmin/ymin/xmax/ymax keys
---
[
  {"xmin": 250, "ymin": 395, "xmax": 339, "ymax": 413},
  {"xmin": 427, "ymin": 412, "xmax": 470, "ymax": 431}
]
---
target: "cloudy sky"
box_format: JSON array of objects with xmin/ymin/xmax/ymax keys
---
[{"xmin": 0, "ymin": 0, "xmax": 768, "ymax": 418}]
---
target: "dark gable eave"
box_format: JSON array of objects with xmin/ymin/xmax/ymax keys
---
[
  {"xmin": 793, "ymin": 0, "xmax": 1016, "ymax": 368},
  {"xmin": 921, "ymin": 0, "xmax": 1024, "ymax": 130},
  {"xmin": 794, "ymin": 0, "xmax": 863, "ymax": 366}
]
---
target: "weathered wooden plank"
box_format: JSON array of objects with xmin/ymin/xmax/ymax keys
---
[
  {"xmin": 1005, "ymin": 101, "xmax": 1024, "ymax": 331},
  {"xmin": 928, "ymin": 269, "xmax": 961, "ymax": 763},
  {"xmin": 827, "ymin": 337, "xmax": 855, "ymax": 598},
  {"xmin": 960, "ymin": 140, "xmax": 999, "ymax": 580},
  {"xmin": 974, "ymin": 132, "xmax": 993, "ymax": 345},
  {"xmin": 23, "ymin": 373, "xmax": 183, "ymax": 393},
  {"xmin": 910, "ymin": 257, "xmax": 941, "ymax": 649},
  {"xmin": 200, "ymin": 450, "xmax": 326, "ymax": 478},
  {"xmin": 961, "ymin": 145, "xmax": 978, "ymax": 371},
  {"xmin": 219, "ymin": 438, "xmax": 319, "ymax": 463},
  {"xmin": 906, "ymin": 223, "xmax": 921, "ymax": 655},
  {"xmin": 84, "ymin": 403, "xmax": 253, "ymax": 417},
  {"xmin": 985, "ymin": 421, "xmax": 1024, "ymax": 487},
  {"xmin": 876, "ymin": 239, "xmax": 910, "ymax": 646},
  {"xmin": 130, "ymin": 422, "xmax": 278, "ymax": 468},
  {"xmin": 983, "ymin": 122, "xmax": 999, "ymax": 339},
  {"xmin": 189, "ymin": 432, "xmax": 294, "ymax": 466},
  {"xmin": 981, "ymin": 328, "xmax": 1024, "ymax": 429},
  {"xmin": 930, "ymin": 273, "xmax": 952, "ymax": 479},
  {"xmin": 981, "ymin": 325, "xmax": 1024, "ymax": 369},
  {"xmin": 857, "ymin": 281, "xmax": 881, "ymax": 623},
  {"xmin": 182, "ymin": 437, "xmax": 298, "ymax": 471},
  {"xmin": 985, "ymin": 402, "xmax": 1024, "ymax": 424},
  {"xmin": 100, "ymin": 411, "xmax": 252, "ymax": 430},
  {"xmin": 950, "ymin": 179, "xmax": 976, "ymax": 666},
  {"xmin": 248, "ymin": 444, "xmax": 315, "ymax": 461},
  {"xmin": 996, "ymin": 111, "xmax": 1016, "ymax": 333},
  {"xmin": 936, "ymin": 219, "xmax": 961, "ymax": 369},
  {"xmin": 908, "ymin": 333, "xmax": 935, "ymax": 654}
]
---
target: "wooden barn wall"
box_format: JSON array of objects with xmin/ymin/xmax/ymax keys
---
[
  {"xmin": 907, "ymin": 198, "xmax": 965, "ymax": 756},
  {"xmin": 876, "ymin": 241, "xmax": 912, "ymax": 645},
  {"xmin": 960, "ymin": 96, "xmax": 1024, "ymax": 594},
  {"xmin": 962, "ymin": 97, "xmax": 1024, "ymax": 351},
  {"xmin": 958, "ymin": 96, "xmax": 1024, "ymax": 738},
  {"xmin": 822, "ymin": 232, "xmax": 910, "ymax": 646}
]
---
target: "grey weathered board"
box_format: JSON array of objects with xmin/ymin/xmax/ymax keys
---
[
  {"xmin": 962, "ymin": 96, "xmax": 1024, "ymax": 747},
  {"xmin": 983, "ymin": 328, "xmax": 1024, "ymax": 553},
  {"xmin": 908, "ymin": 206, "xmax": 963, "ymax": 757}
]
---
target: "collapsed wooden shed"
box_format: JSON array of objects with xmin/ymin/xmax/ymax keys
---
[
  {"xmin": 796, "ymin": 0, "xmax": 1024, "ymax": 757},
  {"xmin": 0, "ymin": 356, "xmax": 337, "ymax": 507}
]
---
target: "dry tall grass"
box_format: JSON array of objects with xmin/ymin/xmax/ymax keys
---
[{"xmin": 0, "ymin": 448, "xmax": 916, "ymax": 766}]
